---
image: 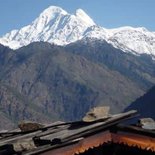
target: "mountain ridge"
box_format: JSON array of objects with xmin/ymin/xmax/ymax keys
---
[
  {"xmin": 0, "ymin": 6, "xmax": 155, "ymax": 57},
  {"xmin": 0, "ymin": 42, "xmax": 145, "ymax": 129},
  {"xmin": 125, "ymin": 85, "xmax": 155, "ymax": 120}
]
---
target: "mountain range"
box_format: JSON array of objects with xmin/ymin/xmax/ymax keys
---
[
  {"xmin": 0, "ymin": 6, "xmax": 155, "ymax": 129},
  {"xmin": 0, "ymin": 42, "xmax": 146, "ymax": 129},
  {"xmin": 0, "ymin": 6, "xmax": 155, "ymax": 57}
]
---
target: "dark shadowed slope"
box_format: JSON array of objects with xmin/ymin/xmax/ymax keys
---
[{"xmin": 125, "ymin": 86, "xmax": 155, "ymax": 119}]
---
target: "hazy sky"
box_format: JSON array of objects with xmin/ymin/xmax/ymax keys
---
[{"xmin": 0, "ymin": 0, "xmax": 155, "ymax": 36}]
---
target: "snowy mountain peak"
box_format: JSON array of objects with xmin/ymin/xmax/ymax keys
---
[
  {"xmin": 0, "ymin": 6, "xmax": 155, "ymax": 58},
  {"xmin": 0, "ymin": 6, "xmax": 97, "ymax": 48},
  {"xmin": 32, "ymin": 6, "xmax": 68, "ymax": 31},
  {"xmin": 40, "ymin": 6, "xmax": 68, "ymax": 18},
  {"xmin": 75, "ymin": 9, "xmax": 95, "ymax": 26}
]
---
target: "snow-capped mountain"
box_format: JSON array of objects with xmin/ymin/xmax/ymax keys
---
[
  {"xmin": 83, "ymin": 26, "xmax": 155, "ymax": 56},
  {"xmin": 0, "ymin": 6, "xmax": 95, "ymax": 49},
  {"xmin": 108, "ymin": 27, "xmax": 155, "ymax": 56},
  {"xmin": 0, "ymin": 6, "xmax": 155, "ymax": 57}
]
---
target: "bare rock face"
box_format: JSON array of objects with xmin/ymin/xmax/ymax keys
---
[{"xmin": 82, "ymin": 106, "xmax": 110, "ymax": 122}]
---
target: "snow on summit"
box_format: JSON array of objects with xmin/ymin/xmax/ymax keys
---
[
  {"xmin": 75, "ymin": 9, "xmax": 95, "ymax": 26},
  {"xmin": 0, "ymin": 6, "xmax": 95, "ymax": 49},
  {"xmin": 0, "ymin": 6, "xmax": 155, "ymax": 57}
]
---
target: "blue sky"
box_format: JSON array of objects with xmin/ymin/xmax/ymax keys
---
[{"xmin": 0, "ymin": 0, "xmax": 155, "ymax": 36}]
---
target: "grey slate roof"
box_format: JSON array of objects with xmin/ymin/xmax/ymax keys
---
[{"xmin": 0, "ymin": 110, "xmax": 144, "ymax": 155}]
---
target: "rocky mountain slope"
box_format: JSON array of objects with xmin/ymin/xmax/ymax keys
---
[
  {"xmin": 66, "ymin": 38, "xmax": 155, "ymax": 90},
  {"xmin": 125, "ymin": 85, "xmax": 155, "ymax": 120},
  {"xmin": 0, "ymin": 42, "xmax": 144, "ymax": 129},
  {"xmin": 0, "ymin": 6, "xmax": 155, "ymax": 57}
]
